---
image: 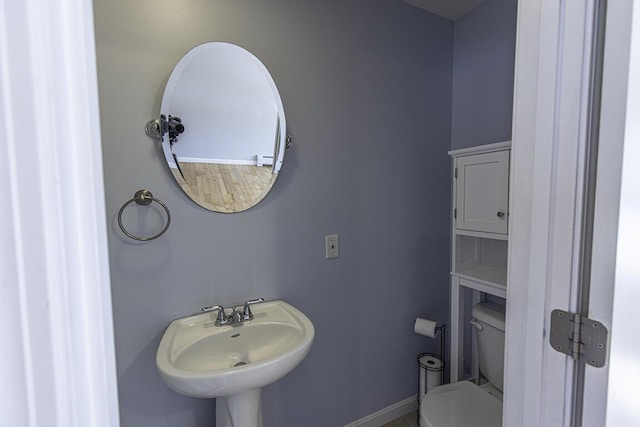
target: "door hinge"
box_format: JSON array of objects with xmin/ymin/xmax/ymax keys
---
[
  {"xmin": 549, "ymin": 309, "xmax": 608, "ymax": 368},
  {"xmin": 454, "ymin": 167, "xmax": 458, "ymax": 179},
  {"xmin": 454, "ymin": 208, "xmax": 457, "ymax": 219}
]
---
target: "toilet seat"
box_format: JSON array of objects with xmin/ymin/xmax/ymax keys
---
[{"xmin": 420, "ymin": 381, "xmax": 502, "ymax": 427}]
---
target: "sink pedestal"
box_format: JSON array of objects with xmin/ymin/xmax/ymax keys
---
[{"xmin": 216, "ymin": 389, "xmax": 262, "ymax": 427}]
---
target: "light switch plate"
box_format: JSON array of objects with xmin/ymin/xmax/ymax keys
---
[{"xmin": 325, "ymin": 234, "xmax": 339, "ymax": 259}]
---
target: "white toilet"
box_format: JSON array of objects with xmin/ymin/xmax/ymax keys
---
[{"xmin": 420, "ymin": 302, "xmax": 506, "ymax": 427}]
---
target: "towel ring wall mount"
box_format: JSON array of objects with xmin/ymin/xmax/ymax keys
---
[{"xmin": 118, "ymin": 189, "xmax": 171, "ymax": 241}]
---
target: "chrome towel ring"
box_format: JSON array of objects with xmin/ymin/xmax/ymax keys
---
[{"xmin": 118, "ymin": 189, "xmax": 171, "ymax": 241}]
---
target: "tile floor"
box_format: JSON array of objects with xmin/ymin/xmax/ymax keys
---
[{"xmin": 381, "ymin": 410, "xmax": 419, "ymax": 427}]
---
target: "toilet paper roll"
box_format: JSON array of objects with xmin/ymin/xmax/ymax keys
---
[
  {"xmin": 414, "ymin": 317, "xmax": 438, "ymax": 338},
  {"xmin": 426, "ymin": 366, "xmax": 443, "ymax": 393},
  {"xmin": 418, "ymin": 355, "xmax": 443, "ymax": 400},
  {"xmin": 419, "ymin": 364, "xmax": 427, "ymax": 401}
]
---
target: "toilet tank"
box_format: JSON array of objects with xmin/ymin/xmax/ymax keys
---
[{"xmin": 472, "ymin": 303, "xmax": 506, "ymax": 391}]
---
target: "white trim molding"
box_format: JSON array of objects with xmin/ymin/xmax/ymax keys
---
[
  {"xmin": 0, "ymin": 0, "xmax": 119, "ymax": 425},
  {"xmin": 343, "ymin": 395, "xmax": 418, "ymax": 427}
]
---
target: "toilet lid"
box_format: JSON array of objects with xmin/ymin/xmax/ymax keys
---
[{"xmin": 420, "ymin": 381, "xmax": 502, "ymax": 427}]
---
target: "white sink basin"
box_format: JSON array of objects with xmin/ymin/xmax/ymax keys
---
[{"xmin": 156, "ymin": 299, "xmax": 314, "ymax": 398}]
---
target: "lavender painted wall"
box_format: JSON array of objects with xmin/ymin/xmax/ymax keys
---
[
  {"xmin": 93, "ymin": 0, "xmax": 452, "ymax": 426},
  {"xmin": 451, "ymin": 0, "xmax": 518, "ymax": 149}
]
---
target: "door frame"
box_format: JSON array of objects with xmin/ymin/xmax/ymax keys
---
[
  {"xmin": 505, "ymin": 0, "xmax": 638, "ymax": 425},
  {"xmin": 0, "ymin": 0, "xmax": 119, "ymax": 425}
]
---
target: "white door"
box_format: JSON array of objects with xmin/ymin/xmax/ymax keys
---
[
  {"xmin": 455, "ymin": 151, "xmax": 510, "ymax": 235},
  {"xmin": 505, "ymin": 0, "xmax": 639, "ymax": 426}
]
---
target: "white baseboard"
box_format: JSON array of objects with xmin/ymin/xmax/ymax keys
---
[
  {"xmin": 344, "ymin": 395, "xmax": 418, "ymax": 427},
  {"xmin": 176, "ymin": 156, "xmax": 256, "ymax": 165}
]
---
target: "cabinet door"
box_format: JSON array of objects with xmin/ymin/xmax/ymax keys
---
[{"xmin": 455, "ymin": 150, "xmax": 509, "ymax": 234}]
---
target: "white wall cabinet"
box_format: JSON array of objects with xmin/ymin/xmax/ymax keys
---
[
  {"xmin": 449, "ymin": 141, "xmax": 510, "ymax": 382},
  {"xmin": 455, "ymin": 150, "xmax": 510, "ymax": 235}
]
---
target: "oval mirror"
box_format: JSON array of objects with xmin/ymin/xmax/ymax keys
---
[{"xmin": 160, "ymin": 42, "xmax": 287, "ymax": 213}]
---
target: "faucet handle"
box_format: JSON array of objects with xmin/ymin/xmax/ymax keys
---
[
  {"xmin": 202, "ymin": 305, "xmax": 229, "ymax": 326},
  {"xmin": 242, "ymin": 298, "xmax": 265, "ymax": 320}
]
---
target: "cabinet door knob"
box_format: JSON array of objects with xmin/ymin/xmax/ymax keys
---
[{"xmin": 497, "ymin": 211, "xmax": 505, "ymax": 218}]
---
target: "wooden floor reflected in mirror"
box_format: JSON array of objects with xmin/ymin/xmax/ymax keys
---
[{"xmin": 173, "ymin": 162, "xmax": 276, "ymax": 213}]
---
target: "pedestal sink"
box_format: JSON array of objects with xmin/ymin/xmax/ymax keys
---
[{"xmin": 156, "ymin": 299, "xmax": 314, "ymax": 427}]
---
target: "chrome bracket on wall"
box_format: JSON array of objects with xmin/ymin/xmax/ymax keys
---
[
  {"xmin": 145, "ymin": 115, "xmax": 292, "ymax": 149},
  {"xmin": 145, "ymin": 115, "xmax": 185, "ymax": 145}
]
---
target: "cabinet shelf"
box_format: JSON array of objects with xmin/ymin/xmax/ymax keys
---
[
  {"xmin": 453, "ymin": 234, "xmax": 508, "ymax": 283},
  {"xmin": 452, "ymin": 269, "xmax": 507, "ymax": 298},
  {"xmin": 454, "ymin": 228, "xmax": 509, "ymax": 241}
]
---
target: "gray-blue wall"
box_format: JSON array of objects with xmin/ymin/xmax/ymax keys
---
[
  {"xmin": 451, "ymin": 0, "xmax": 517, "ymax": 149},
  {"xmin": 93, "ymin": 1, "xmax": 453, "ymax": 426}
]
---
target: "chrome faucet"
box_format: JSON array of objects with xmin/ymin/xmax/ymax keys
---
[
  {"xmin": 201, "ymin": 305, "xmax": 230, "ymax": 326},
  {"xmin": 202, "ymin": 298, "xmax": 264, "ymax": 326},
  {"xmin": 241, "ymin": 298, "xmax": 264, "ymax": 321}
]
